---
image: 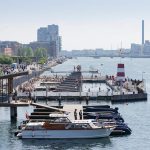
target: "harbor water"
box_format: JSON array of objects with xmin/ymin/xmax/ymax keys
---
[{"xmin": 0, "ymin": 57, "xmax": 150, "ymax": 150}]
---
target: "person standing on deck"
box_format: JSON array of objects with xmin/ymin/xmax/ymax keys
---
[
  {"xmin": 74, "ymin": 109, "xmax": 77, "ymax": 120},
  {"xmin": 79, "ymin": 110, "xmax": 82, "ymax": 120}
]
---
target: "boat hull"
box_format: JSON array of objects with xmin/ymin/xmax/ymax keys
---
[{"xmin": 20, "ymin": 128, "xmax": 112, "ymax": 139}]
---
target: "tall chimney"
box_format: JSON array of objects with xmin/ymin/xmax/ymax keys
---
[{"xmin": 142, "ymin": 20, "xmax": 144, "ymax": 45}]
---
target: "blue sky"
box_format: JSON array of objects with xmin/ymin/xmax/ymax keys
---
[{"xmin": 0, "ymin": 0, "xmax": 150, "ymax": 50}]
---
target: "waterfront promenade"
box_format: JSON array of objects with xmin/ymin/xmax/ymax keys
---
[{"xmin": 0, "ymin": 57, "xmax": 66, "ymax": 102}]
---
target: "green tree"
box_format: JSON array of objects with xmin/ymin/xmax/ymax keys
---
[
  {"xmin": 17, "ymin": 48, "xmax": 26, "ymax": 57},
  {"xmin": 34, "ymin": 48, "xmax": 48, "ymax": 63},
  {"xmin": 17, "ymin": 47, "xmax": 34, "ymax": 64},
  {"xmin": 38, "ymin": 57, "xmax": 47, "ymax": 65},
  {"xmin": 25, "ymin": 47, "xmax": 33, "ymax": 57},
  {"xmin": 0, "ymin": 55, "xmax": 13, "ymax": 64},
  {"xmin": 17, "ymin": 47, "xmax": 34, "ymax": 57}
]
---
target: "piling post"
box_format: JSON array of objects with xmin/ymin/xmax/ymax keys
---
[
  {"xmin": 9, "ymin": 77, "xmax": 17, "ymax": 121},
  {"xmin": 8, "ymin": 77, "xmax": 13, "ymax": 103},
  {"xmin": 10, "ymin": 106, "xmax": 17, "ymax": 121}
]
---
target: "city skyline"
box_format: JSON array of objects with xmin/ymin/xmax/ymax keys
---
[{"xmin": 0, "ymin": 0, "xmax": 150, "ymax": 50}]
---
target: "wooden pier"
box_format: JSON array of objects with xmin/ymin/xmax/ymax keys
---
[
  {"xmin": 0, "ymin": 71, "xmax": 29, "ymax": 121},
  {"xmin": 0, "ymin": 68, "xmax": 147, "ymax": 121}
]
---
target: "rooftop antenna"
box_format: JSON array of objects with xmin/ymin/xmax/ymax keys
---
[{"xmin": 141, "ymin": 20, "xmax": 144, "ymax": 56}]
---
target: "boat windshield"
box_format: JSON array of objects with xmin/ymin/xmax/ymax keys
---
[{"xmin": 66, "ymin": 123, "xmax": 91, "ymax": 129}]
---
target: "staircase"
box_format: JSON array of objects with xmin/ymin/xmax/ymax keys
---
[{"xmin": 54, "ymin": 71, "xmax": 82, "ymax": 92}]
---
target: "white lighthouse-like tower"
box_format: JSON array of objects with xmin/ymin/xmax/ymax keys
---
[{"xmin": 116, "ymin": 64, "xmax": 125, "ymax": 82}]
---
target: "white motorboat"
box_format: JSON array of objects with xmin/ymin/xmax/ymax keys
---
[{"xmin": 17, "ymin": 114, "xmax": 114, "ymax": 139}]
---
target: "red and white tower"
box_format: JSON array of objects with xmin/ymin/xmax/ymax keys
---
[{"xmin": 116, "ymin": 63, "xmax": 125, "ymax": 82}]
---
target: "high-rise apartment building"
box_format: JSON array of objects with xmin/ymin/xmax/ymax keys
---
[
  {"xmin": 37, "ymin": 24, "xmax": 61, "ymax": 57},
  {"xmin": 37, "ymin": 27, "xmax": 48, "ymax": 42}
]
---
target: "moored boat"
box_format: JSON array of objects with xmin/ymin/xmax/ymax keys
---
[{"xmin": 17, "ymin": 114, "xmax": 114, "ymax": 139}]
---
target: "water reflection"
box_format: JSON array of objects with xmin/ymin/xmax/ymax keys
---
[{"xmin": 21, "ymin": 138, "xmax": 112, "ymax": 150}]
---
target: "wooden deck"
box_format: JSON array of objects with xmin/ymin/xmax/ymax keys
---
[
  {"xmin": 63, "ymin": 104, "xmax": 83, "ymax": 120},
  {"xmin": 0, "ymin": 99, "xmax": 31, "ymax": 107}
]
